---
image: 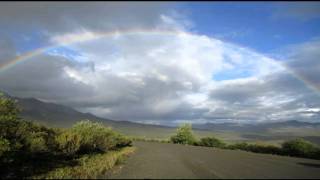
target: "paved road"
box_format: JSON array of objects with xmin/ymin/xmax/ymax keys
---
[{"xmin": 108, "ymin": 141, "xmax": 320, "ymax": 179}]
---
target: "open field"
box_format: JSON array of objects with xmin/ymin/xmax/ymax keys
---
[
  {"xmin": 108, "ymin": 141, "xmax": 320, "ymax": 179},
  {"xmin": 115, "ymin": 126, "xmax": 320, "ymax": 146}
]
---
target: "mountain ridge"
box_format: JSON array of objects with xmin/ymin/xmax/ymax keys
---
[{"xmin": 1, "ymin": 91, "xmax": 319, "ymax": 134}]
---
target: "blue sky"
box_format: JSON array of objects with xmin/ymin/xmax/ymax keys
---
[
  {"xmin": 171, "ymin": 2, "xmax": 320, "ymax": 81},
  {"xmin": 174, "ymin": 2, "xmax": 320, "ymax": 53}
]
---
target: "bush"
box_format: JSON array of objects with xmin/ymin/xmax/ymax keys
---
[
  {"xmin": 170, "ymin": 124, "xmax": 196, "ymax": 145},
  {"xmin": 33, "ymin": 147, "xmax": 136, "ymax": 179},
  {"xmin": 0, "ymin": 93, "xmax": 20, "ymax": 121},
  {"xmin": 227, "ymin": 142, "xmax": 282, "ymax": 155},
  {"xmin": 246, "ymin": 144, "xmax": 282, "ymax": 155},
  {"xmin": 0, "ymin": 137, "xmax": 10, "ymax": 158},
  {"xmin": 227, "ymin": 142, "xmax": 250, "ymax": 150},
  {"xmin": 114, "ymin": 134, "xmax": 132, "ymax": 148},
  {"xmin": 197, "ymin": 137, "xmax": 226, "ymax": 148},
  {"xmin": 54, "ymin": 122, "xmax": 133, "ymax": 164},
  {"xmin": 26, "ymin": 133, "xmax": 48, "ymax": 152},
  {"xmin": 131, "ymin": 137, "xmax": 169, "ymax": 143},
  {"xmin": 160, "ymin": 139, "xmax": 170, "ymax": 143},
  {"xmin": 0, "ymin": 118, "xmax": 23, "ymax": 152},
  {"xmin": 56, "ymin": 130, "xmax": 81, "ymax": 156},
  {"xmin": 70, "ymin": 120, "xmax": 127, "ymax": 153},
  {"xmin": 282, "ymin": 138, "xmax": 320, "ymax": 159},
  {"xmin": 0, "ymin": 94, "xmax": 133, "ymax": 178},
  {"xmin": 0, "ymin": 118, "xmax": 57, "ymax": 154}
]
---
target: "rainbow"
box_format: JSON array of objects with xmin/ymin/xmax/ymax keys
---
[
  {"xmin": 0, "ymin": 28, "xmax": 319, "ymax": 95},
  {"xmin": 281, "ymin": 63, "xmax": 320, "ymax": 96},
  {"xmin": 0, "ymin": 29, "xmax": 191, "ymax": 72},
  {"xmin": 0, "ymin": 28, "xmax": 191, "ymax": 72}
]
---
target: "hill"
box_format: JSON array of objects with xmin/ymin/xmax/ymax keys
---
[
  {"xmin": 193, "ymin": 120, "xmax": 320, "ymax": 133},
  {"xmin": 1, "ymin": 92, "xmax": 176, "ymax": 138},
  {"xmin": 2, "ymin": 92, "xmax": 320, "ymax": 144}
]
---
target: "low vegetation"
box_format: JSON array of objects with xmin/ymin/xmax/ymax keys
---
[
  {"xmin": 131, "ymin": 137, "xmax": 170, "ymax": 143},
  {"xmin": 0, "ymin": 94, "xmax": 133, "ymax": 178},
  {"xmin": 227, "ymin": 142, "xmax": 283, "ymax": 155},
  {"xmin": 195, "ymin": 136, "xmax": 226, "ymax": 148},
  {"xmin": 282, "ymin": 138, "xmax": 320, "ymax": 159},
  {"xmin": 170, "ymin": 124, "xmax": 320, "ymax": 160},
  {"xmin": 34, "ymin": 146, "xmax": 135, "ymax": 179},
  {"xmin": 170, "ymin": 124, "xmax": 196, "ymax": 145}
]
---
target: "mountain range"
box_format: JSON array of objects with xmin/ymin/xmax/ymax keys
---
[
  {"xmin": 2, "ymin": 92, "xmax": 319, "ymax": 141},
  {"xmin": 192, "ymin": 120, "xmax": 320, "ymax": 133}
]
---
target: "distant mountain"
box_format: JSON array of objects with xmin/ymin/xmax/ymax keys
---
[
  {"xmin": 9, "ymin": 93, "xmax": 320, "ymax": 131},
  {"xmin": 17, "ymin": 97, "xmax": 107, "ymax": 127},
  {"xmin": 1, "ymin": 92, "xmax": 173, "ymax": 133},
  {"xmin": 1, "ymin": 92, "xmax": 319, "ymax": 141},
  {"xmin": 192, "ymin": 120, "xmax": 320, "ymax": 133}
]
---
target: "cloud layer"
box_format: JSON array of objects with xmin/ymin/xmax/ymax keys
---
[{"xmin": 0, "ymin": 2, "xmax": 319, "ymax": 125}]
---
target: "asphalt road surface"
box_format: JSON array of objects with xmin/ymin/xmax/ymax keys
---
[{"xmin": 108, "ymin": 141, "xmax": 320, "ymax": 179}]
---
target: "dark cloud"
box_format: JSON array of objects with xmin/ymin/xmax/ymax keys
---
[
  {"xmin": 0, "ymin": 38, "xmax": 16, "ymax": 64},
  {"xmin": 0, "ymin": 54, "xmax": 94, "ymax": 102},
  {"xmin": 286, "ymin": 40, "xmax": 320, "ymax": 91},
  {"xmin": 0, "ymin": 2, "xmax": 171, "ymax": 34}
]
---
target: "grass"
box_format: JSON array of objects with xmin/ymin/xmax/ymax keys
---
[{"xmin": 33, "ymin": 147, "xmax": 136, "ymax": 179}]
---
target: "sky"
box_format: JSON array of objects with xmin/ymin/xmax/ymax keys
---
[{"xmin": 0, "ymin": 2, "xmax": 319, "ymax": 125}]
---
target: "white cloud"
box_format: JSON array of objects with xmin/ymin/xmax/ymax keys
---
[
  {"xmin": 36, "ymin": 17, "xmax": 286, "ymax": 123},
  {"xmin": 63, "ymin": 66, "xmax": 90, "ymax": 84},
  {"xmin": 51, "ymin": 30, "xmax": 99, "ymax": 46}
]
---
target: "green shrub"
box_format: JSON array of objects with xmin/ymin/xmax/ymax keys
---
[
  {"xmin": 0, "ymin": 118, "xmax": 57, "ymax": 154},
  {"xmin": 160, "ymin": 139, "xmax": 170, "ymax": 143},
  {"xmin": 56, "ymin": 130, "xmax": 81, "ymax": 156},
  {"xmin": 282, "ymin": 138, "xmax": 320, "ymax": 159},
  {"xmin": 246, "ymin": 144, "xmax": 282, "ymax": 155},
  {"xmin": 0, "ymin": 137, "xmax": 10, "ymax": 158},
  {"xmin": 170, "ymin": 124, "xmax": 196, "ymax": 145},
  {"xmin": 17, "ymin": 121, "xmax": 57, "ymax": 153},
  {"xmin": 0, "ymin": 118, "xmax": 22, "ymax": 152},
  {"xmin": 34, "ymin": 147, "xmax": 136, "ymax": 179},
  {"xmin": 227, "ymin": 142, "xmax": 250, "ymax": 150},
  {"xmin": 223, "ymin": 140, "xmax": 320, "ymax": 159},
  {"xmin": 227, "ymin": 142, "xmax": 282, "ymax": 155},
  {"xmin": 131, "ymin": 137, "xmax": 169, "ymax": 143},
  {"xmin": 197, "ymin": 137, "xmax": 226, "ymax": 148},
  {"xmin": 70, "ymin": 120, "xmax": 121, "ymax": 153},
  {"xmin": 114, "ymin": 134, "xmax": 132, "ymax": 148},
  {"xmin": 0, "ymin": 94, "xmax": 131, "ymax": 157},
  {"xmin": 0, "ymin": 94, "xmax": 133, "ymax": 178},
  {"xmin": 26, "ymin": 134, "xmax": 48, "ymax": 152},
  {"xmin": 0, "ymin": 93, "xmax": 20, "ymax": 121}
]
